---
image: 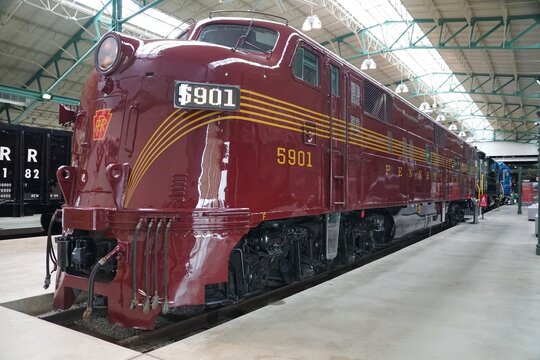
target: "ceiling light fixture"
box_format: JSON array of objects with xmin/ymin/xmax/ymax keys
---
[
  {"xmin": 302, "ymin": 17, "xmax": 312, "ymax": 31},
  {"xmin": 419, "ymin": 101, "xmax": 430, "ymax": 111},
  {"xmin": 458, "ymin": 130, "xmax": 466, "ymax": 137},
  {"xmin": 395, "ymin": 83, "xmax": 409, "ymax": 94},
  {"xmin": 302, "ymin": 6, "xmax": 321, "ymax": 32},
  {"xmin": 448, "ymin": 123, "xmax": 458, "ymax": 131},
  {"xmin": 435, "ymin": 114, "xmax": 445, "ymax": 122},
  {"xmin": 302, "ymin": 15, "xmax": 321, "ymax": 31},
  {"xmin": 42, "ymin": 93, "xmax": 52, "ymax": 100},
  {"xmin": 360, "ymin": 57, "xmax": 376, "ymax": 70}
]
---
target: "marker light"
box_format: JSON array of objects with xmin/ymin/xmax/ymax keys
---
[{"xmin": 95, "ymin": 34, "xmax": 121, "ymax": 75}]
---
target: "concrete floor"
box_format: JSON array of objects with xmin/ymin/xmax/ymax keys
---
[
  {"xmin": 150, "ymin": 205, "xmax": 540, "ymax": 360},
  {"xmin": 0, "ymin": 215, "xmax": 42, "ymax": 236},
  {"xmin": 0, "ymin": 236, "xmax": 51, "ymax": 304},
  {"xmin": 0, "ymin": 236, "xmax": 150, "ymax": 360},
  {"xmin": 0, "ymin": 205, "xmax": 538, "ymax": 359}
]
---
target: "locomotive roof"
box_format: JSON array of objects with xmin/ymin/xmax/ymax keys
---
[{"xmin": 194, "ymin": 16, "xmax": 468, "ymax": 148}]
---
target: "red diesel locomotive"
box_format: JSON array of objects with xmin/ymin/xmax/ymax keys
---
[{"xmin": 48, "ymin": 12, "xmax": 477, "ymax": 329}]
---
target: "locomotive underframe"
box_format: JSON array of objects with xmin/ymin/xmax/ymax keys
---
[
  {"xmin": 53, "ymin": 200, "xmax": 468, "ymax": 329},
  {"xmin": 209, "ymin": 201, "xmax": 468, "ymax": 305}
]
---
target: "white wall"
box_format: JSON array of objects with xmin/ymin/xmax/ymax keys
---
[{"xmin": 473, "ymin": 141, "xmax": 538, "ymax": 158}]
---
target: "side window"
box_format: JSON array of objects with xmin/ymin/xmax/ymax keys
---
[
  {"xmin": 292, "ymin": 47, "xmax": 319, "ymax": 86},
  {"xmin": 426, "ymin": 144, "xmax": 431, "ymax": 163},
  {"xmin": 351, "ymin": 81, "xmax": 361, "ymax": 106},
  {"xmin": 330, "ymin": 65, "xmax": 339, "ymax": 96}
]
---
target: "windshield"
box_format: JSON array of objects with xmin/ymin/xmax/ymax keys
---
[{"xmin": 198, "ymin": 24, "xmax": 278, "ymax": 53}]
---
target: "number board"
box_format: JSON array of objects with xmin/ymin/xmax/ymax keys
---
[{"xmin": 174, "ymin": 82, "xmax": 240, "ymax": 111}]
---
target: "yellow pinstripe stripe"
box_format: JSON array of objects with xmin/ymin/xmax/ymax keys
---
[
  {"xmin": 125, "ymin": 90, "xmax": 468, "ymax": 205},
  {"xmin": 242, "ymin": 89, "xmax": 328, "ymax": 120},
  {"xmin": 131, "ymin": 110, "xmax": 211, "ymax": 180},
  {"xmin": 127, "ymin": 109, "xmax": 183, "ymax": 188},
  {"xmin": 247, "ymin": 89, "xmax": 470, "ymax": 171},
  {"xmin": 241, "ymin": 95, "xmax": 328, "ymax": 128},
  {"xmin": 244, "ymin": 89, "xmax": 443, "ymax": 165},
  {"xmin": 126, "ymin": 111, "xmax": 219, "ymax": 204},
  {"xmin": 127, "ymin": 110, "xmax": 207, "ymax": 194}
]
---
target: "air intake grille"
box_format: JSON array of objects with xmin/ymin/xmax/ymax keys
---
[{"xmin": 364, "ymin": 81, "xmax": 392, "ymax": 123}]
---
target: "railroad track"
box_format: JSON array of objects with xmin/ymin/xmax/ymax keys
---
[{"xmin": 38, "ymin": 224, "xmax": 445, "ymax": 352}]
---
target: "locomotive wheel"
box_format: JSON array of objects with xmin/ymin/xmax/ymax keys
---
[
  {"xmin": 279, "ymin": 258, "xmax": 295, "ymax": 284},
  {"xmin": 385, "ymin": 215, "xmax": 396, "ymax": 244},
  {"xmin": 446, "ymin": 204, "xmax": 462, "ymax": 226},
  {"xmin": 361, "ymin": 236, "xmax": 375, "ymax": 255}
]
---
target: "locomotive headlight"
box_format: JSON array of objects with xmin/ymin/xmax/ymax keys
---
[{"xmin": 95, "ymin": 34, "xmax": 121, "ymax": 75}]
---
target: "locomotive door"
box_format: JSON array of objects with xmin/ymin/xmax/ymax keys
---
[{"xmin": 327, "ymin": 61, "xmax": 347, "ymax": 210}]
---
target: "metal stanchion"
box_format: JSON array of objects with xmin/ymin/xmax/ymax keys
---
[
  {"xmin": 536, "ymin": 119, "xmax": 540, "ymax": 255},
  {"xmin": 517, "ymin": 167, "xmax": 522, "ymax": 215},
  {"xmin": 472, "ymin": 198, "xmax": 479, "ymax": 224}
]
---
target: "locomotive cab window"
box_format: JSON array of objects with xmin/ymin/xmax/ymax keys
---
[
  {"xmin": 292, "ymin": 47, "xmax": 319, "ymax": 86},
  {"xmin": 198, "ymin": 24, "xmax": 278, "ymax": 53}
]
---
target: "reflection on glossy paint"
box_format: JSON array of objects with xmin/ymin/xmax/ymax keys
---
[
  {"xmin": 196, "ymin": 123, "xmax": 228, "ymax": 208},
  {"xmin": 173, "ymin": 233, "xmax": 225, "ymax": 304}
]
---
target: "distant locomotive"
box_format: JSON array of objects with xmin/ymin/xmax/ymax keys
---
[
  {"xmin": 49, "ymin": 13, "xmax": 477, "ymax": 329},
  {"xmin": 498, "ymin": 162, "xmax": 512, "ymax": 202},
  {"xmin": 476, "ymin": 151, "xmax": 512, "ymax": 208},
  {"xmin": 0, "ymin": 122, "xmax": 71, "ymax": 230}
]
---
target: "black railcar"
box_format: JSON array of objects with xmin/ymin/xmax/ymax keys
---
[{"xmin": 0, "ymin": 122, "xmax": 71, "ymax": 229}]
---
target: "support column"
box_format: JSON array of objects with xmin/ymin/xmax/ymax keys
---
[
  {"xmin": 517, "ymin": 167, "xmax": 522, "ymax": 215},
  {"xmin": 536, "ymin": 121, "xmax": 540, "ymax": 255}
]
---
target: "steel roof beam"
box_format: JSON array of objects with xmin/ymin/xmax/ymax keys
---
[
  {"xmin": 387, "ymin": 72, "xmax": 540, "ymax": 99},
  {"xmin": 408, "ymin": 89, "xmax": 539, "ymax": 100},
  {"xmin": 321, "ymin": 15, "xmax": 540, "ymax": 59},
  {"xmin": 439, "ymin": 100, "xmax": 539, "ymax": 121},
  {"xmin": 1, "ymin": 0, "xmax": 165, "ymax": 124},
  {"xmin": 0, "ymin": 84, "xmax": 79, "ymax": 106},
  {"xmin": 0, "ymin": 0, "xmax": 112, "ymax": 123}
]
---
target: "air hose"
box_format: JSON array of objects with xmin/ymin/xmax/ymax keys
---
[
  {"xmin": 83, "ymin": 245, "xmax": 123, "ymax": 320},
  {"xmin": 44, "ymin": 211, "xmax": 59, "ymax": 289}
]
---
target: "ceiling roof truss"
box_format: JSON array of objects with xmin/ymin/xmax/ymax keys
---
[
  {"xmin": 330, "ymin": 15, "xmax": 540, "ymax": 61},
  {"xmin": 399, "ymin": 72, "xmax": 539, "ymax": 99}
]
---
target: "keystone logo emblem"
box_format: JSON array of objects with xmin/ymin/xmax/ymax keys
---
[{"xmin": 93, "ymin": 108, "xmax": 112, "ymax": 141}]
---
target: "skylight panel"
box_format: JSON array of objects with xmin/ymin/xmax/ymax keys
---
[
  {"xmin": 76, "ymin": 0, "xmax": 187, "ymax": 38},
  {"xmin": 337, "ymin": 0, "xmax": 494, "ymax": 141}
]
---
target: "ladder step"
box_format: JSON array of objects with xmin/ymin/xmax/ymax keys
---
[
  {"xmin": 333, "ymin": 175, "xmax": 344, "ymax": 179},
  {"xmin": 333, "ymin": 202, "xmax": 345, "ymax": 205}
]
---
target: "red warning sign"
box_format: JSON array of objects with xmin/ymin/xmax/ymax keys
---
[{"xmin": 480, "ymin": 194, "xmax": 488, "ymax": 208}]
